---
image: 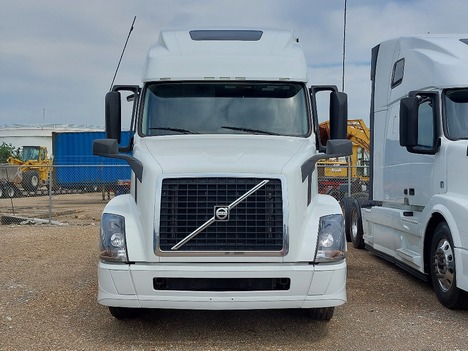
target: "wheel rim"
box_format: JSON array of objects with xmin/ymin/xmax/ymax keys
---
[
  {"xmin": 7, "ymin": 186, "xmax": 15, "ymax": 198},
  {"xmin": 433, "ymin": 238, "xmax": 455, "ymax": 292},
  {"xmin": 351, "ymin": 208, "xmax": 358, "ymax": 240},
  {"xmin": 31, "ymin": 175, "xmax": 39, "ymax": 187}
]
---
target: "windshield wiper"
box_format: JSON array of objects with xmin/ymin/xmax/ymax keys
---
[
  {"xmin": 149, "ymin": 127, "xmax": 199, "ymax": 134},
  {"xmin": 221, "ymin": 126, "xmax": 280, "ymax": 136}
]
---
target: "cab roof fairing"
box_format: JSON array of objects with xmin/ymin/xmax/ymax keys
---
[{"xmin": 142, "ymin": 28, "xmax": 309, "ymax": 82}]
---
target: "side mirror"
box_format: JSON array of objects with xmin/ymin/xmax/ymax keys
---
[
  {"xmin": 399, "ymin": 96, "xmax": 419, "ymax": 147},
  {"xmin": 105, "ymin": 91, "xmax": 122, "ymax": 142},
  {"xmin": 309, "ymin": 86, "xmax": 348, "ymax": 152},
  {"xmin": 92, "ymin": 138, "xmax": 119, "ymax": 156},
  {"xmin": 329, "ymin": 92, "xmax": 348, "ymax": 140},
  {"xmin": 326, "ymin": 139, "xmax": 352, "ymax": 156}
]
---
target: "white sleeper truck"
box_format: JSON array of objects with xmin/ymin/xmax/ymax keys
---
[
  {"xmin": 348, "ymin": 35, "xmax": 468, "ymax": 309},
  {"xmin": 93, "ymin": 28, "xmax": 352, "ymax": 320}
]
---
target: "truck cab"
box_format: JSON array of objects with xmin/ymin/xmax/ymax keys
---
[
  {"xmin": 93, "ymin": 28, "xmax": 351, "ymax": 320},
  {"xmin": 356, "ymin": 35, "xmax": 468, "ymax": 309}
]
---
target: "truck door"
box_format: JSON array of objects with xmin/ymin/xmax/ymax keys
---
[
  {"xmin": 373, "ymin": 93, "xmax": 440, "ymax": 253},
  {"xmin": 398, "ymin": 93, "xmax": 439, "ymax": 208}
]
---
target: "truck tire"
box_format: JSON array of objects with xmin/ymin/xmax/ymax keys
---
[
  {"xmin": 21, "ymin": 170, "xmax": 40, "ymax": 192},
  {"xmin": 5, "ymin": 184, "xmax": 16, "ymax": 198},
  {"xmin": 308, "ymin": 307, "xmax": 334, "ymax": 321},
  {"xmin": 108, "ymin": 306, "xmax": 142, "ymax": 319},
  {"xmin": 0, "ymin": 184, "xmax": 16, "ymax": 198},
  {"xmin": 430, "ymin": 223, "xmax": 468, "ymax": 309},
  {"xmin": 350, "ymin": 197, "xmax": 365, "ymax": 249},
  {"xmin": 351, "ymin": 192, "xmax": 370, "ymax": 206},
  {"xmin": 340, "ymin": 197, "xmax": 353, "ymax": 242}
]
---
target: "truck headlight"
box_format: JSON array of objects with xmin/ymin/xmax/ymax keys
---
[
  {"xmin": 100, "ymin": 213, "xmax": 128, "ymax": 262},
  {"xmin": 314, "ymin": 214, "xmax": 346, "ymax": 263}
]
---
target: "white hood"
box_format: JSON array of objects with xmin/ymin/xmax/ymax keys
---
[{"xmin": 140, "ymin": 135, "xmax": 310, "ymax": 175}]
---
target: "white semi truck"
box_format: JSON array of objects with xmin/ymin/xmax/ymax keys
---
[
  {"xmin": 347, "ymin": 35, "xmax": 468, "ymax": 309},
  {"xmin": 93, "ymin": 28, "xmax": 352, "ymax": 320}
]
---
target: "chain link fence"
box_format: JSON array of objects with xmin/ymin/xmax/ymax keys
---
[
  {"xmin": 0, "ymin": 164, "xmax": 130, "ymax": 225},
  {"xmin": 1, "ymin": 163, "xmax": 370, "ymax": 225},
  {"xmin": 316, "ymin": 163, "xmax": 369, "ymax": 202}
]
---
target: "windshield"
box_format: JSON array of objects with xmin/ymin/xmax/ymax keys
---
[
  {"xmin": 141, "ymin": 82, "xmax": 309, "ymax": 136},
  {"xmin": 444, "ymin": 89, "xmax": 468, "ymax": 140},
  {"xmin": 22, "ymin": 146, "xmax": 40, "ymax": 161}
]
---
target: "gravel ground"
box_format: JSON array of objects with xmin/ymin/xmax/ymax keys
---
[{"xmin": 1, "ymin": 194, "xmax": 467, "ymax": 350}]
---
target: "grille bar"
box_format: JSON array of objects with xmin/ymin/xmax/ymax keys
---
[{"xmin": 158, "ymin": 177, "xmax": 284, "ymax": 252}]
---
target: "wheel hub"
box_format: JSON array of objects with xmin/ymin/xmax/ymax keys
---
[{"xmin": 433, "ymin": 239, "xmax": 455, "ymax": 292}]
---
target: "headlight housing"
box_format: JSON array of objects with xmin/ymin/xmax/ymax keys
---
[
  {"xmin": 314, "ymin": 214, "xmax": 346, "ymax": 263},
  {"xmin": 100, "ymin": 213, "xmax": 128, "ymax": 262}
]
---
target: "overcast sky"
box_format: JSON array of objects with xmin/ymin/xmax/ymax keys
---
[{"xmin": 1, "ymin": 0, "xmax": 468, "ymax": 128}]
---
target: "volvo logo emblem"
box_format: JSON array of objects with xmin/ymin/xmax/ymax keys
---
[{"xmin": 214, "ymin": 206, "xmax": 230, "ymax": 221}]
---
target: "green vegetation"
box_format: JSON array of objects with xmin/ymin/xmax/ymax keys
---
[{"xmin": 0, "ymin": 142, "xmax": 20, "ymax": 163}]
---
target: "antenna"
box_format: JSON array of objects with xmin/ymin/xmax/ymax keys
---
[
  {"xmin": 341, "ymin": 0, "xmax": 347, "ymax": 92},
  {"xmin": 109, "ymin": 16, "xmax": 136, "ymax": 91}
]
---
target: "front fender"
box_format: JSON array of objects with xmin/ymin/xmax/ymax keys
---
[
  {"xmin": 294, "ymin": 194, "xmax": 344, "ymax": 262},
  {"xmin": 102, "ymin": 194, "xmax": 149, "ymax": 262},
  {"xmin": 426, "ymin": 194, "xmax": 468, "ymax": 248}
]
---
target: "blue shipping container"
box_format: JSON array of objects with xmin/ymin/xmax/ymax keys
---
[{"xmin": 52, "ymin": 131, "xmax": 132, "ymax": 187}]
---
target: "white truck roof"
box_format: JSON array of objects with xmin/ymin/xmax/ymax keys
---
[
  {"xmin": 374, "ymin": 34, "xmax": 468, "ymax": 108},
  {"xmin": 142, "ymin": 29, "xmax": 308, "ymax": 82}
]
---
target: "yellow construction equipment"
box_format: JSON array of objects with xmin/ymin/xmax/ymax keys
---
[
  {"xmin": 7, "ymin": 146, "xmax": 51, "ymax": 192},
  {"xmin": 318, "ymin": 119, "xmax": 370, "ymax": 197}
]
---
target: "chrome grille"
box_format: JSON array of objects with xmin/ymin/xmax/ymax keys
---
[{"xmin": 158, "ymin": 177, "xmax": 283, "ymax": 252}]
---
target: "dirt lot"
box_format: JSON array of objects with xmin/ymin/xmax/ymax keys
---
[
  {"xmin": 1, "ymin": 193, "xmax": 467, "ymax": 350},
  {"xmin": 0, "ymin": 191, "xmax": 107, "ymax": 225}
]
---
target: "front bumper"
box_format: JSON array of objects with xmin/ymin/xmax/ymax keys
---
[{"xmin": 98, "ymin": 260, "xmax": 346, "ymax": 310}]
